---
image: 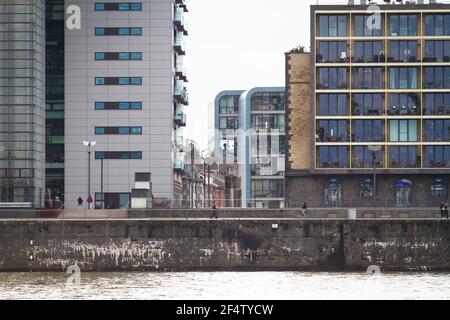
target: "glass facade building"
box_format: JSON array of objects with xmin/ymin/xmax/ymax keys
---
[
  {"xmin": 315, "ymin": 5, "xmax": 450, "ymax": 171},
  {"xmin": 214, "ymin": 88, "xmax": 286, "ymax": 208},
  {"xmin": 0, "ymin": 1, "xmax": 46, "ymax": 207},
  {"xmin": 309, "ymin": 3, "xmax": 450, "ymax": 207},
  {"xmin": 45, "ymin": 0, "xmax": 65, "ymax": 208}
]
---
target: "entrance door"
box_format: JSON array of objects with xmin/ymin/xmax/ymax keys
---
[
  {"xmin": 325, "ymin": 179, "xmax": 342, "ymax": 206},
  {"xmin": 395, "ymin": 180, "xmax": 412, "ymax": 207}
]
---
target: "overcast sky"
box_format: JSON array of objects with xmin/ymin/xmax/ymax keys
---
[{"xmin": 184, "ymin": 0, "xmax": 319, "ymax": 150}]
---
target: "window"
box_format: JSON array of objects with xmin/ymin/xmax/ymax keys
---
[
  {"xmin": 251, "ymin": 114, "xmax": 285, "ymax": 131},
  {"xmin": 318, "ymin": 120, "xmax": 348, "ymax": 142},
  {"xmin": 95, "ymin": 51, "xmax": 143, "ymax": 61},
  {"xmin": 130, "ymin": 52, "xmax": 142, "ymax": 60},
  {"xmin": 324, "ymin": 179, "xmax": 342, "ymax": 205},
  {"xmin": 219, "ymin": 95, "xmax": 240, "ymax": 114},
  {"xmin": 96, "ymin": 193, "xmax": 131, "ymax": 210},
  {"xmin": 317, "ymin": 41, "xmax": 347, "ymax": 63},
  {"xmin": 219, "ymin": 117, "xmax": 239, "ymax": 133},
  {"xmin": 95, "ymin": 3, "xmax": 105, "ymax": 10},
  {"xmin": 354, "ymin": 41, "xmax": 383, "ymax": 63},
  {"xmin": 390, "ymin": 146, "xmax": 419, "ymax": 168},
  {"xmin": 390, "ymin": 14, "xmax": 417, "ymax": 36},
  {"xmin": 389, "ymin": 68, "xmax": 418, "ymax": 89},
  {"xmin": 251, "ymin": 92, "xmax": 285, "ymax": 111},
  {"xmin": 318, "ymin": 68, "xmax": 347, "ymax": 89},
  {"xmin": 251, "ymin": 180, "xmax": 285, "ymax": 199},
  {"xmin": 95, "ymin": 3, "xmax": 142, "ymax": 11},
  {"xmin": 95, "ymin": 127, "xmax": 142, "ymax": 135},
  {"xmin": 354, "ymin": 68, "xmax": 383, "ymax": 89},
  {"xmin": 95, "ymin": 102, "xmax": 142, "ymax": 110},
  {"xmin": 425, "ymin": 147, "xmax": 450, "ymax": 168},
  {"xmin": 425, "ymin": 14, "xmax": 450, "ymax": 36},
  {"xmin": 95, "ymin": 52, "xmax": 105, "ymax": 60},
  {"xmin": 389, "ymin": 93, "xmax": 420, "ymax": 115},
  {"xmin": 360, "ymin": 179, "xmax": 374, "ymax": 198},
  {"xmin": 318, "ymin": 147, "xmax": 348, "ymax": 168},
  {"xmin": 424, "ymin": 93, "xmax": 450, "ymax": 115},
  {"xmin": 352, "ymin": 94, "xmax": 383, "ymax": 116},
  {"xmin": 319, "ymin": 15, "xmax": 347, "ymax": 37},
  {"xmin": 318, "ymin": 94, "xmax": 348, "ymax": 116},
  {"xmin": 424, "ymin": 67, "xmax": 450, "ymax": 89},
  {"xmin": 95, "ymin": 152, "xmax": 143, "ymax": 160},
  {"xmin": 389, "ymin": 120, "xmax": 418, "ymax": 142},
  {"xmin": 95, "ymin": 27, "xmax": 142, "ymax": 36},
  {"xmin": 353, "ymin": 147, "xmax": 382, "ymax": 169},
  {"xmin": 354, "ymin": 15, "xmax": 382, "ymax": 36},
  {"xmin": 388, "ymin": 41, "xmax": 418, "ymax": 62},
  {"xmin": 424, "ymin": 120, "xmax": 450, "ymax": 142},
  {"xmin": 353, "ymin": 120, "xmax": 383, "ymax": 142},
  {"xmin": 431, "ymin": 179, "xmax": 448, "ymax": 199},
  {"xmin": 130, "ymin": 28, "xmax": 142, "ymax": 35},
  {"xmin": 95, "ymin": 77, "xmax": 142, "ymax": 85},
  {"xmin": 95, "ymin": 28, "xmax": 105, "ymax": 35}
]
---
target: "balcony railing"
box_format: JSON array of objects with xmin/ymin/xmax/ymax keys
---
[
  {"xmin": 175, "ymin": 62, "xmax": 188, "ymax": 81},
  {"xmin": 425, "ymin": 161, "xmax": 450, "ymax": 168},
  {"xmin": 174, "ymin": 152, "xmax": 185, "ymax": 171},
  {"xmin": 424, "ymin": 106, "xmax": 450, "ymax": 115},
  {"xmin": 174, "ymin": 32, "xmax": 186, "ymax": 55},
  {"xmin": 174, "ymin": 7, "xmax": 188, "ymax": 35},
  {"xmin": 174, "ymin": 80, "xmax": 188, "ymax": 105},
  {"xmin": 174, "ymin": 105, "xmax": 186, "ymax": 126},
  {"xmin": 387, "ymin": 105, "xmax": 419, "ymax": 116}
]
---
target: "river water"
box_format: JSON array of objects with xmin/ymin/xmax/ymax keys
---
[{"xmin": 1, "ymin": 272, "xmax": 450, "ymax": 300}]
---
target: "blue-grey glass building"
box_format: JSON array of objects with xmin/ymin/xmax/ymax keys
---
[
  {"xmin": 214, "ymin": 87, "xmax": 286, "ymax": 208},
  {"xmin": 0, "ymin": 0, "xmax": 46, "ymax": 208}
]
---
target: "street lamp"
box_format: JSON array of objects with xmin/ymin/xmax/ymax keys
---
[
  {"xmin": 83, "ymin": 141, "xmax": 96, "ymax": 206},
  {"xmin": 368, "ymin": 145, "xmax": 382, "ymax": 204}
]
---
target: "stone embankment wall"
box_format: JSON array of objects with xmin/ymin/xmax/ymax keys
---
[{"xmin": 0, "ymin": 219, "xmax": 449, "ymax": 272}]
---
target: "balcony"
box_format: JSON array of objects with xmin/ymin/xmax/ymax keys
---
[
  {"xmin": 387, "ymin": 105, "xmax": 419, "ymax": 116},
  {"xmin": 174, "ymin": 105, "xmax": 186, "ymax": 127},
  {"xmin": 175, "ymin": 0, "xmax": 188, "ymax": 12},
  {"xmin": 174, "ymin": 7, "xmax": 188, "ymax": 35},
  {"xmin": 174, "ymin": 151, "xmax": 186, "ymax": 171},
  {"xmin": 424, "ymin": 106, "xmax": 450, "ymax": 116},
  {"xmin": 174, "ymin": 80, "xmax": 188, "ymax": 105},
  {"xmin": 174, "ymin": 32, "xmax": 186, "ymax": 55},
  {"xmin": 175, "ymin": 60, "xmax": 188, "ymax": 82},
  {"xmin": 426, "ymin": 161, "xmax": 450, "ymax": 168}
]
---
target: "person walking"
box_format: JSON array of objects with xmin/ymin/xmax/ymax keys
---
[
  {"xmin": 87, "ymin": 195, "xmax": 93, "ymax": 211},
  {"xmin": 440, "ymin": 201, "xmax": 446, "ymax": 218},
  {"xmin": 209, "ymin": 204, "xmax": 219, "ymax": 219},
  {"xmin": 445, "ymin": 201, "xmax": 449, "ymax": 219},
  {"xmin": 300, "ymin": 202, "xmax": 308, "ymax": 217},
  {"xmin": 77, "ymin": 196, "xmax": 83, "ymax": 210}
]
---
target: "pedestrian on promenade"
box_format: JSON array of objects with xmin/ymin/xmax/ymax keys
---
[
  {"xmin": 77, "ymin": 196, "xmax": 83, "ymax": 210},
  {"xmin": 445, "ymin": 201, "xmax": 449, "ymax": 219},
  {"xmin": 87, "ymin": 194, "xmax": 93, "ymax": 210},
  {"xmin": 300, "ymin": 202, "xmax": 308, "ymax": 217},
  {"xmin": 209, "ymin": 204, "xmax": 219, "ymax": 219},
  {"xmin": 440, "ymin": 201, "xmax": 446, "ymax": 218}
]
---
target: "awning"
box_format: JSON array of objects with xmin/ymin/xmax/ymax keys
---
[{"xmin": 396, "ymin": 179, "xmax": 413, "ymax": 188}]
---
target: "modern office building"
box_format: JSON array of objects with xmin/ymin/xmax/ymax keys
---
[
  {"xmin": 64, "ymin": 0, "xmax": 188, "ymax": 209},
  {"xmin": 45, "ymin": 0, "xmax": 65, "ymax": 208},
  {"xmin": 286, "ymin": 1, "xmax": 450, "ymax": 208},
  {"xmin": 0, "ymin": 1, "xmax": 46, "ymax": 208},
  {"xmin": 214, "ymin": 88, "xmax": 286, "ymax": 208},
  {"xmin": 1, "ymin": 0, "xmax": 188, "ymax": 209}
]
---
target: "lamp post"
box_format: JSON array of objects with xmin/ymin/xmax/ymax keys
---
[
  {"xmin": 368, "ymin": 145, "xmax": 382, "ymax": 205},
  {"xmin": 83, "ymin": 140, "xmax": 96, "ymax": 205}
]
